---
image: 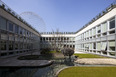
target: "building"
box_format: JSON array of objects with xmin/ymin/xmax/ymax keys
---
[
  {"xmin": 40, "ymin": 32, "xmax": 75, "ymax": 50},
  {"xmin": 0, "ymin": 0, "xmax": 116, "ymax": 58},
  {"xmin": 0, "ymin": 1, "xmax": 40, "ymax": 57},
  {"xmin": 75, "ymin": 2, "xmax": 116, "ymax": 58}
]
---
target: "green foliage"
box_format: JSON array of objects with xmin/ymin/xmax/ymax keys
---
[
  {"xmin": 40, "ymin": 48, "xmax": 51, "ymax": 54},
  {"xmin": 61, "ymin": 48, "xmax": 74, "ymax": 56},
  {"xmin": 74, "ymin": 54, "xmax": 107, "ymax": 58},
  {"xmin": 58, "ymin": 67, "xmax": 116, "ymax": 77}
]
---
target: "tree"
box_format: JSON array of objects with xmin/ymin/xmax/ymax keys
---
[
  {"xmin": 61, "ymin": 48, "xmax": 74, "ymax": 61},
  {"xmin": 51, "ymin": 29, "xmax": 64, "ymax": 52}
]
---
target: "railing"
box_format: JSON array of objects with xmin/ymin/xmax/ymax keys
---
[
  {"xmin": 76, "ymin": 1, "xmax": 116, "ymax": 33},
  {"xmin": 40, "ymin": 32, "xmax": 75, "ymax": 34},
  {"xmin": 0, "ymin": 0, "xmax": 40, "ymax": 34}
]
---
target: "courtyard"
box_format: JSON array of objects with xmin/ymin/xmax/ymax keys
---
[{"xmin": 0, "ymin": 51, "xmax": 116, "ymax": 77}]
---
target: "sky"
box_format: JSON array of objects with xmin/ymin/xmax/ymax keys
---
[{"xmin": 2, "ymin": 0, "xmax": 115, "ymax": 32}]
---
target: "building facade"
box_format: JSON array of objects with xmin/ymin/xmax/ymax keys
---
[
  {"xmin": 40, "ymin": 32, "xmax": 75, "ymax": 50},
  {"xmin": 0, "ymin": 0, "xmax": 116, "ymax": 58},
  {"xmin": 0, "ymin": 1, "xmax": 40, "ymax": 57},
  {"xmin": 75, "ymin": 3, "xmax": 116, "ymax": 58}
]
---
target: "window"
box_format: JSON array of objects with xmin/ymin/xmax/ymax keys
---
[
  {"xmin": 109, "ymin": 40, "xmax": 115, "ymax": 51},
  {"xmin": 109, "ymin": 19, "xmax": 115, "ymax": 29},
  {"xmin": 97, "ymin": 26, "xmax": 101, "ymax": 33},
  {"xmin": 9, "ymin": 41, "xmax": 13, "ymax": 50},
  {"xmin": 9, "ymin": 34, "xmax": 14, "ymax": 41},
  {"xmin": 0, "ymin": 17, "xmax": 7, "ymax": 30},
  {"xmin": 102, "ymin": 22, "xmax": 107, "ymax": 32},
  {"xmin": 101, "ymin": 42, "xmax": 107, "ymax": 51},
  {"xmin": 1, "ymin": 33, "xmax": 7, "ymax": 40},
  {"xmin": 15, "ymin": 25, "xmax": 19, "ymax": 33},
  {"xmin": 93, "ymin": 43, "xmax": 96, "ymax": 49},
  {"xmin": 23, "ymin": 29, "xmax": 26, "ymax": 36},
  {"xmin": 1, "ymin": 41, "xmax": 6, "ymax": 50},
  {"xmin": 15, "ymin": 43, "xmax": 18, "ymax": 49},
  {"xmin": 90, "ymin": 29, "xmax": 92, "ymax": 36},
  {"xmin": 89, "ymin": 43, "xmax": 92, "ymax": 50},
  {"xmin": 19, "ymin": 27, "xmax": 22, "ymax": 35},
  {"xmin": 46, "ymin": 37, "xmax": 48, "ymax": 40},
  {"xmin": 8, "ymin": 22, "xmax": 13, "ymax": 32},
  {"xmin": 93, "ymin": 28, "xmax": 96, "ymax": 35},
  {"xmin": 109, "ymin": 30, "xmax": 115, "ymax": 34},
  {"xmin": 97, "ymin": 42, "xmax": 101, "ymax": 50}
]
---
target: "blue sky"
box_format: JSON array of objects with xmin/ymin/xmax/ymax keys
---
[{"xmin": 3, "ymin": 0, "xmax": 115, "ymax": 32}]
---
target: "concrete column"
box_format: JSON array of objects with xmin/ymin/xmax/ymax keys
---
[
  {"xmin": 107, "ymin": 20, "xmax": 110, "ymax": 56},
  {"xmin": 0, "ymin": 29, "xmax": 1, "ymax": 57},
  {"xmin": 115, "ymin": 16, "xmax": 116, "ymax": 57}
]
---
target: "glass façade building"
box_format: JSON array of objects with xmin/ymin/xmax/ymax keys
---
[
  {"xmin": 0, "ymin": 1, "xmax": 40, "ymax": 57},
  {"xmin": 0, "ymin": 0, "xmax": 116, "ymax": 58}
]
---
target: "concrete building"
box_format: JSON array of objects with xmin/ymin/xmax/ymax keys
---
[
  {"xmin": 0, "ymin": 1, "xmax": 40, "ymax": 57},
  {"xmin": 75, "ymin": 2, "xmax": 116, "ymax": 58},
  {"xmin": 40, "ymin": 32, "xmax": 75, "ymax": 50},
  {"xmin": 0, "ymin": 0, "xmax": 116, "ymax": 58}
]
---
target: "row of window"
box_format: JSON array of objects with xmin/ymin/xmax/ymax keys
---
[
  {"xmin": 77, "ymin": 40, "xmax": 115, "ymax": 52},
  {"xmin": 0, "ymin": 40, "xmax": 33, "ymax": 51},
  {"xmin": 77, "ymin": 17, "xmax": 115, "ymax": 40},
  {"xmin": 41, "ymin": 37, "xmax": 75, "ymax": 41},
  {"xmin": 0, "ymin": 16, "xmax": 38, "ymax": 38}
]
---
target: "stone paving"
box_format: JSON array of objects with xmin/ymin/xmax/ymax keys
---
[
  {"xmin": 75, "ymin": 58, "xmax": 116, "ymax": 65},
  {"xmin": 0, "ymin": 52, "xmax": 53, "ymax": 67}
]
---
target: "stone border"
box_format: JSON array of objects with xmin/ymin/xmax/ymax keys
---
[
  {"xmin": 0, "ymin": 60, "xmax": 54, "ymax": 68},
  {"xmin": 55, "ymin": 66, "xmax": 72, "ymax": 77}
]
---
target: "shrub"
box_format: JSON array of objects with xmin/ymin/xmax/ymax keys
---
[
  {"xmin": 61, "ymin": 48, "xmax": 74, "ymax": 61},
  {"xmin": 40, "ymin": 48, "xmax": 50, "ymax": 54}
]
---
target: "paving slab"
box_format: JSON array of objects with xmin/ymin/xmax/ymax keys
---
[
  {"xmin": 75, "ymin": 58, "xmax": 116, "ymax": 65},
  {"xmin": 0, "ymin": 52, "xmax": 53, "ymax": 67}
]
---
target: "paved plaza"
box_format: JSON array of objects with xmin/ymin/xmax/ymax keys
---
[{"xmin": 0, "ymin": 52, "xmax": 53, "ymax": 67}]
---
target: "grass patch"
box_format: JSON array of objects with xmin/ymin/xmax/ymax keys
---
[
  {"xmin": 74, "ymin": 53, "xmax": 107, "ymax": 58},
  {"xmin": 48, "ymin": 51, "xmax": 57, "ymax": 53},
  {"xmin": 58, "ymin": 67, "xmax": 116, "ymax": 77},
  {"xmin": 48, "ymin": 51, "xmax": 61, "ymax": 53}
]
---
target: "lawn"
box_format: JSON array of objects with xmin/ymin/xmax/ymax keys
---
[
  {"xmin": 74, "ymin": 53, "xmax": 107, "ymax": 58},
  {"xmin": 58, "ymin": 67, "xmax": 116, "ymax": 77}
]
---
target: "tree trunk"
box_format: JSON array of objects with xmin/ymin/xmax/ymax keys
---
[{"xmin": 69, "ymin": 56, "xmax": 71, "ymax": 62}]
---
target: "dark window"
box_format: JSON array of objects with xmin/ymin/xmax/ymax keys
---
[
  {"xmin": 93, "ymin": 43, "xmax": 96, "ymax": 49},
  {"xmin": 109, "ymin": 30, "xmax": 115, "ymax": 34},
  {"xmin": 1, "ymin": 53, "xmax": 7, "ymax": 56},
  {"xmin": 98, "ymin": 30, "xmax": 101, "ymax": 33},
  {"xmin": 1, "ymin": 41, "xmax": 6, "ymax": 50},
  {"xmin": 9, "ymin": 41, "xmax": 13, "ymax": 50},
  {"xmin": 9, "ymin": 23, "xmax": 13, "ymax": 32},
  {"xmin": 15, "ymin": 43, "xmax": 18, "ymax": 49},
  {"xmin": 40, "ymin": 37, "xmax": 42, "ymax": 41},
  {"xmin": 15, "ymin": 25, "xmax": 19, "ymax": 33},
  {"xmin": 109, "ymin": 19, "xmax": 115, "ymax": 29},
  {"xmin": 20, "ymin": 27, "xmax": 22, "ymax": 34},
  {"xmin": 0, "ymin": 17, "xmax": 7, "ymax": 30},
  {"xmin": 9, "ymin": 52, "xmax": 14, "ymax": 55}
]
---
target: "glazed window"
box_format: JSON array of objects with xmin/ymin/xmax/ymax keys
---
[
  {"xmin": 0, "ymin": 17, "xmax": 7, "ymax": 30},
  {"xmin": 109, "ymin": 19, "xmax": 115, "ymax": 29}
]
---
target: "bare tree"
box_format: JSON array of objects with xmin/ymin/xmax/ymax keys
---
[{"xmin": 51, "ymin": 29, "xmax": 64, "ymax": 52}]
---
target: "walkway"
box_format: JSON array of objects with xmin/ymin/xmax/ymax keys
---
[
  {"xmin": 0, "ymin": 52, "xmax": 53, "ymax": 67},
  {"xmin": 75, "ymin": 58, "xmax": 116, "ymax": 65}
]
